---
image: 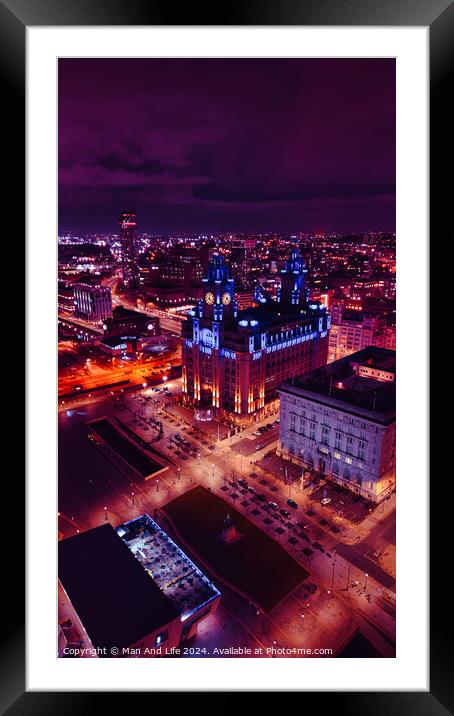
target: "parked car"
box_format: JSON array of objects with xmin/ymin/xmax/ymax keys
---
[
  {"xmin": 268, "ymin": 501, "xmax": 278, "ymax": 510},
  {"xmin": 280, "ymin": 509, "xmax": 290, "ymax": 518},
  {"xmin": 321, "ymin": 497, "xmax": 331, "ymax": 505},
  {"xmin": 238, "ymin": 479, "xmax": 248, "ymax": 489},
  {"xmin": 287, "ymin": 499, "xmax": 298, "ymax": 509}
]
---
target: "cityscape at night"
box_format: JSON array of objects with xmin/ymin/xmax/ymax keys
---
[{"xmin": 58, "ymin": 58, "xmax": 396, "ymax": 660}]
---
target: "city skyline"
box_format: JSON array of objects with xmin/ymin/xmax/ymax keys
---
[{"xmin": 59, "ymin": 58, "xmax": 395, "ymax": 236}]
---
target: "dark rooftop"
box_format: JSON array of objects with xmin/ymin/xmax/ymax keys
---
[
  {"xmin": 227, "ymin": 301, "xmax": 324, "ymax": 332},
  {"xmin": 58, "ymin": 524, "xmax": 179, "ymax": 652},
  {"xmin": 281, "ymin": 347, "xmax": 395, "ymax": 423}
]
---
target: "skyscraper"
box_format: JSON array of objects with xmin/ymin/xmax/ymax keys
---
[{"xmin": 119, "ymin": 210, "xmax": 139, "ymax": 288}]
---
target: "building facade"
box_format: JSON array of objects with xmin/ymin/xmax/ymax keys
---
[
  {"xmin": 328, "ymin": 303, "xmax": 396, "ymax": 363},
  {"xmin": 182, "ymin": 250, "xmax": 330, "ymax": 423},
  {"xmin": 73, "ymin": 282, "xmax": 112, "ymax": 323},
  {"xmin": 277, "ymin": 347, "xmax": 396, "ymax": 503},
  {"xmin": 119, "ymin": 210, "xmax": 139, "ymax": 288}
]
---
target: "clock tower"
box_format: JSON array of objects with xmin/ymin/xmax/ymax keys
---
[{"xmin": 200, "ymin": 254, "xmax": 237, "ymax": 321}]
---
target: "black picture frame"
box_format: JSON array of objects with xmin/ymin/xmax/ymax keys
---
[{"xmin": 1, "ymin": 0, "xmax": 449, "ymax": 711}]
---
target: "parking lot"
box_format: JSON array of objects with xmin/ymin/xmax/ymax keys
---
[
  {"xmin": 259, "ymin": 452, "xmax": 302, "ymax": 483},
  {"xmin": 309, "ymin": 481, "xmax": 377, "ymax": 525}
]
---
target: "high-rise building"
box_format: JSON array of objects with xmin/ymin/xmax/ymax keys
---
[
  {"xmin": 73, "ymin": 281, "xmax": 112, "ymax": 323},
  {"xmin": 119, "ymin": 210, "xmax": 139, "ymax": 288},
  {"xmin": 278, "ymin": 347, "xmax": 396, "ymax": 503},
  {"xmin": 182, "ymin": 250, "xmax": 330, "ymax": 423},
  {"xmin": 229, "ymin": 238, "xmax": 259, "ymax": 290}
]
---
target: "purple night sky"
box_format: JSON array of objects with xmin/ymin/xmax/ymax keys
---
[{"xmin": 58, "ymin": 58, "xmax": 395, "ymax": 236}]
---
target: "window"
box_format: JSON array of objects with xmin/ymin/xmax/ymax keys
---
[{"xmin": 155, "ymin": 631, "xmax": 169, "ymax": 646}]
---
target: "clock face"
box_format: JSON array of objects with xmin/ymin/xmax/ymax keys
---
[
  {"xmin": 221, "ymin": 291, "xmax": 231, "ymax": 305},
  {"xmin": 205, "ymin": 291, "xmax": 215, "ymax": 305}
]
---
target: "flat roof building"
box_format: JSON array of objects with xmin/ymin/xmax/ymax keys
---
[
  {"xmin": 58, "ymin": 518, "xmax": 220, "ymax": 657},
  {"xmin": 277, "ymin": 347, "xmax": 396, "ymax": 503}
]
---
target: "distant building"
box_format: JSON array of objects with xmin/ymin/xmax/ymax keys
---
[
  {"xmin": 73, "ymin": 282, "xmax": 112, "ymax": 323},
  {"xmin": 103, "ymin": 306, "xmax": 160, "ymax": 338},
  {"xmin": 182, "ymin": 250, "xmax": 330, "ymax": 422},
  {"xmin": 328, "ymin": 303, "xmax": 395, "ymax": 363},
  {"xmin": 119, "ymin": 210, "xmax": 139, "ymax": 288},
  {"xmin": 97, "ymin": 335, "xmax": 143, "ymax": 356},
  {"xmin": 278, "ymin": 347, "xmax": 396, "ymax": 503},
  {"xmin": 58, "ymin": 517, "xmax": 220, "ymax": 658},
  {"xmin": 58, "ymin": 278, "xmax": 76, "ymax": 315},
  {"xmin": 229, "ymin": 238, "xmax": 259, "ymax": 289}
]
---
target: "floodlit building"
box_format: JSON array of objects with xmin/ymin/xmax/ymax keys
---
[
  {"xmin": 278, "ymin": 347, "xmax": 396, "ymax": 503},
  {"xmin": 73, "ymin": 282, "xmax": 112, "ymax": 323},
  {"xmin": 119, "ymin": 210, "xmax": 139, "ymax": 288},
  {"xmin": 328, "ymin": 304, "xmax": 396, "ymax": 363},
  {"xmin": 58, "ymin": 517, "xmax": 220, "ymax": 657},
  {"xmin": 182, "ymin": 250, "xmax": 330, "ymax": 422}
]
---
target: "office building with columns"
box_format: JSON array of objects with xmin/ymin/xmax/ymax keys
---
[{"xmin": 277, "ymin": 346, "xmax": 396, "ymax": 503}]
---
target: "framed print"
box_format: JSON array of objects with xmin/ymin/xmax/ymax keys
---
[{"xmin": 1, "ymin": 0, "xmax": 451, "ymax": 709}]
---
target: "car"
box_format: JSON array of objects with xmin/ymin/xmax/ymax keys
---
[
  {"xmin": 321, "ymin": 497, "xmax": 331, "ymax": 505},
  {"xmin": 253, "ymin": 430, "xmax": 262, "ymax": 436},
  {"xmin": 297, "ymin": 522, "xmax": 308, "ymax": 530},
  {"xmin": 280, "ymin": 509, "xmax": 290, "ymax": 518},
  {"xmin": 287, "ymin": 499, "xmax": 298, "ymax": 509},
  {"xmin": 249, "ymin": 472, "xmax": 258, "ymax": 478},
  {"xmin": 247, "ymin": 486, "xmax": 256, "ymax": 494},
  {"xmin": 268, "ymin": 501, "xmax": 278, "ymax": 509},
  {"xmin": 256, "ymin": 493, "xmax": 266, "ymax": 502},
  {"xmin": 238, "ymin": 479, "xmax": 248, "ymax": 489},
  {"xmin": 255, "ymin": 444, "xmax": 263, "ymax": 450}
]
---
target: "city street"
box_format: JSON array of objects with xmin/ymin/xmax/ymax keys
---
[{"xmin": 59, "ymin": 386, "xmax": 396, "ymax": 657}]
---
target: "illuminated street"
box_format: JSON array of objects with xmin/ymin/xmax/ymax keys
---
[{"xmin": 57, "ymin": 57, "xmax": 396, "ymax": 660}]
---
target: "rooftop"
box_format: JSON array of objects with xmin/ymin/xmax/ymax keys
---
[
  {"xmin": 117, "ymin": 514, "xmax": 220, "ymax": 622},
  {"xmin": 281, "ymin": 347, "xmax": 396, "ymax": 423},
  {"xmin": 58, "ymin": 524, "xmax": 179, "ymax": 652}
]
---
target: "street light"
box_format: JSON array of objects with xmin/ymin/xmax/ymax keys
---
[
  {"xmin": 301, "ymin": 614, "xmax": 305, "ymax": 631},
  {"xmin": 156, "ymin": 479, "xmax": 159, "ymax": 492},
  {"xmin": 364, "ymin": 573, "xmax": 369, "ymax": 591},
  {"xmin": 104, "ymin": 506, "xmax": 107, "ymax": 521},
  {"xmin": 131, "ymin": 492, "xmax": 135, "ymax": 505}
]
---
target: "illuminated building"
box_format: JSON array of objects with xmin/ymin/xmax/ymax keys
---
[
  {"xmin": 58, "ymin": 278, "xmax": 76, "ymax": 315},
  {"xmin": 328, "ymin": 302, "xmax": 396, "ymax": 363},
  {"xmin": 182, "ymin": 250, "xmax": 330, "ymax": 422},
  {"xmin": 278, "ymin": 347, "xmax": 396, "ymax": 503},
  {"xmin": 103, "ymin": 306, "xmax": 160, "ymax": 338},
  {"xmin": 73, "ymin": 281, "xmax": 112, "ymax": 324},
  {"xmin": 119, "ymin": 210, "xmax": 139, "ymax": 288},
  {"xmin": 229, "ymin": 238, "xmax": 259, "ymax": 289},
  {"xmin": 58, "ymin": 517, "xmax": 220, "ymax": 657}
]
